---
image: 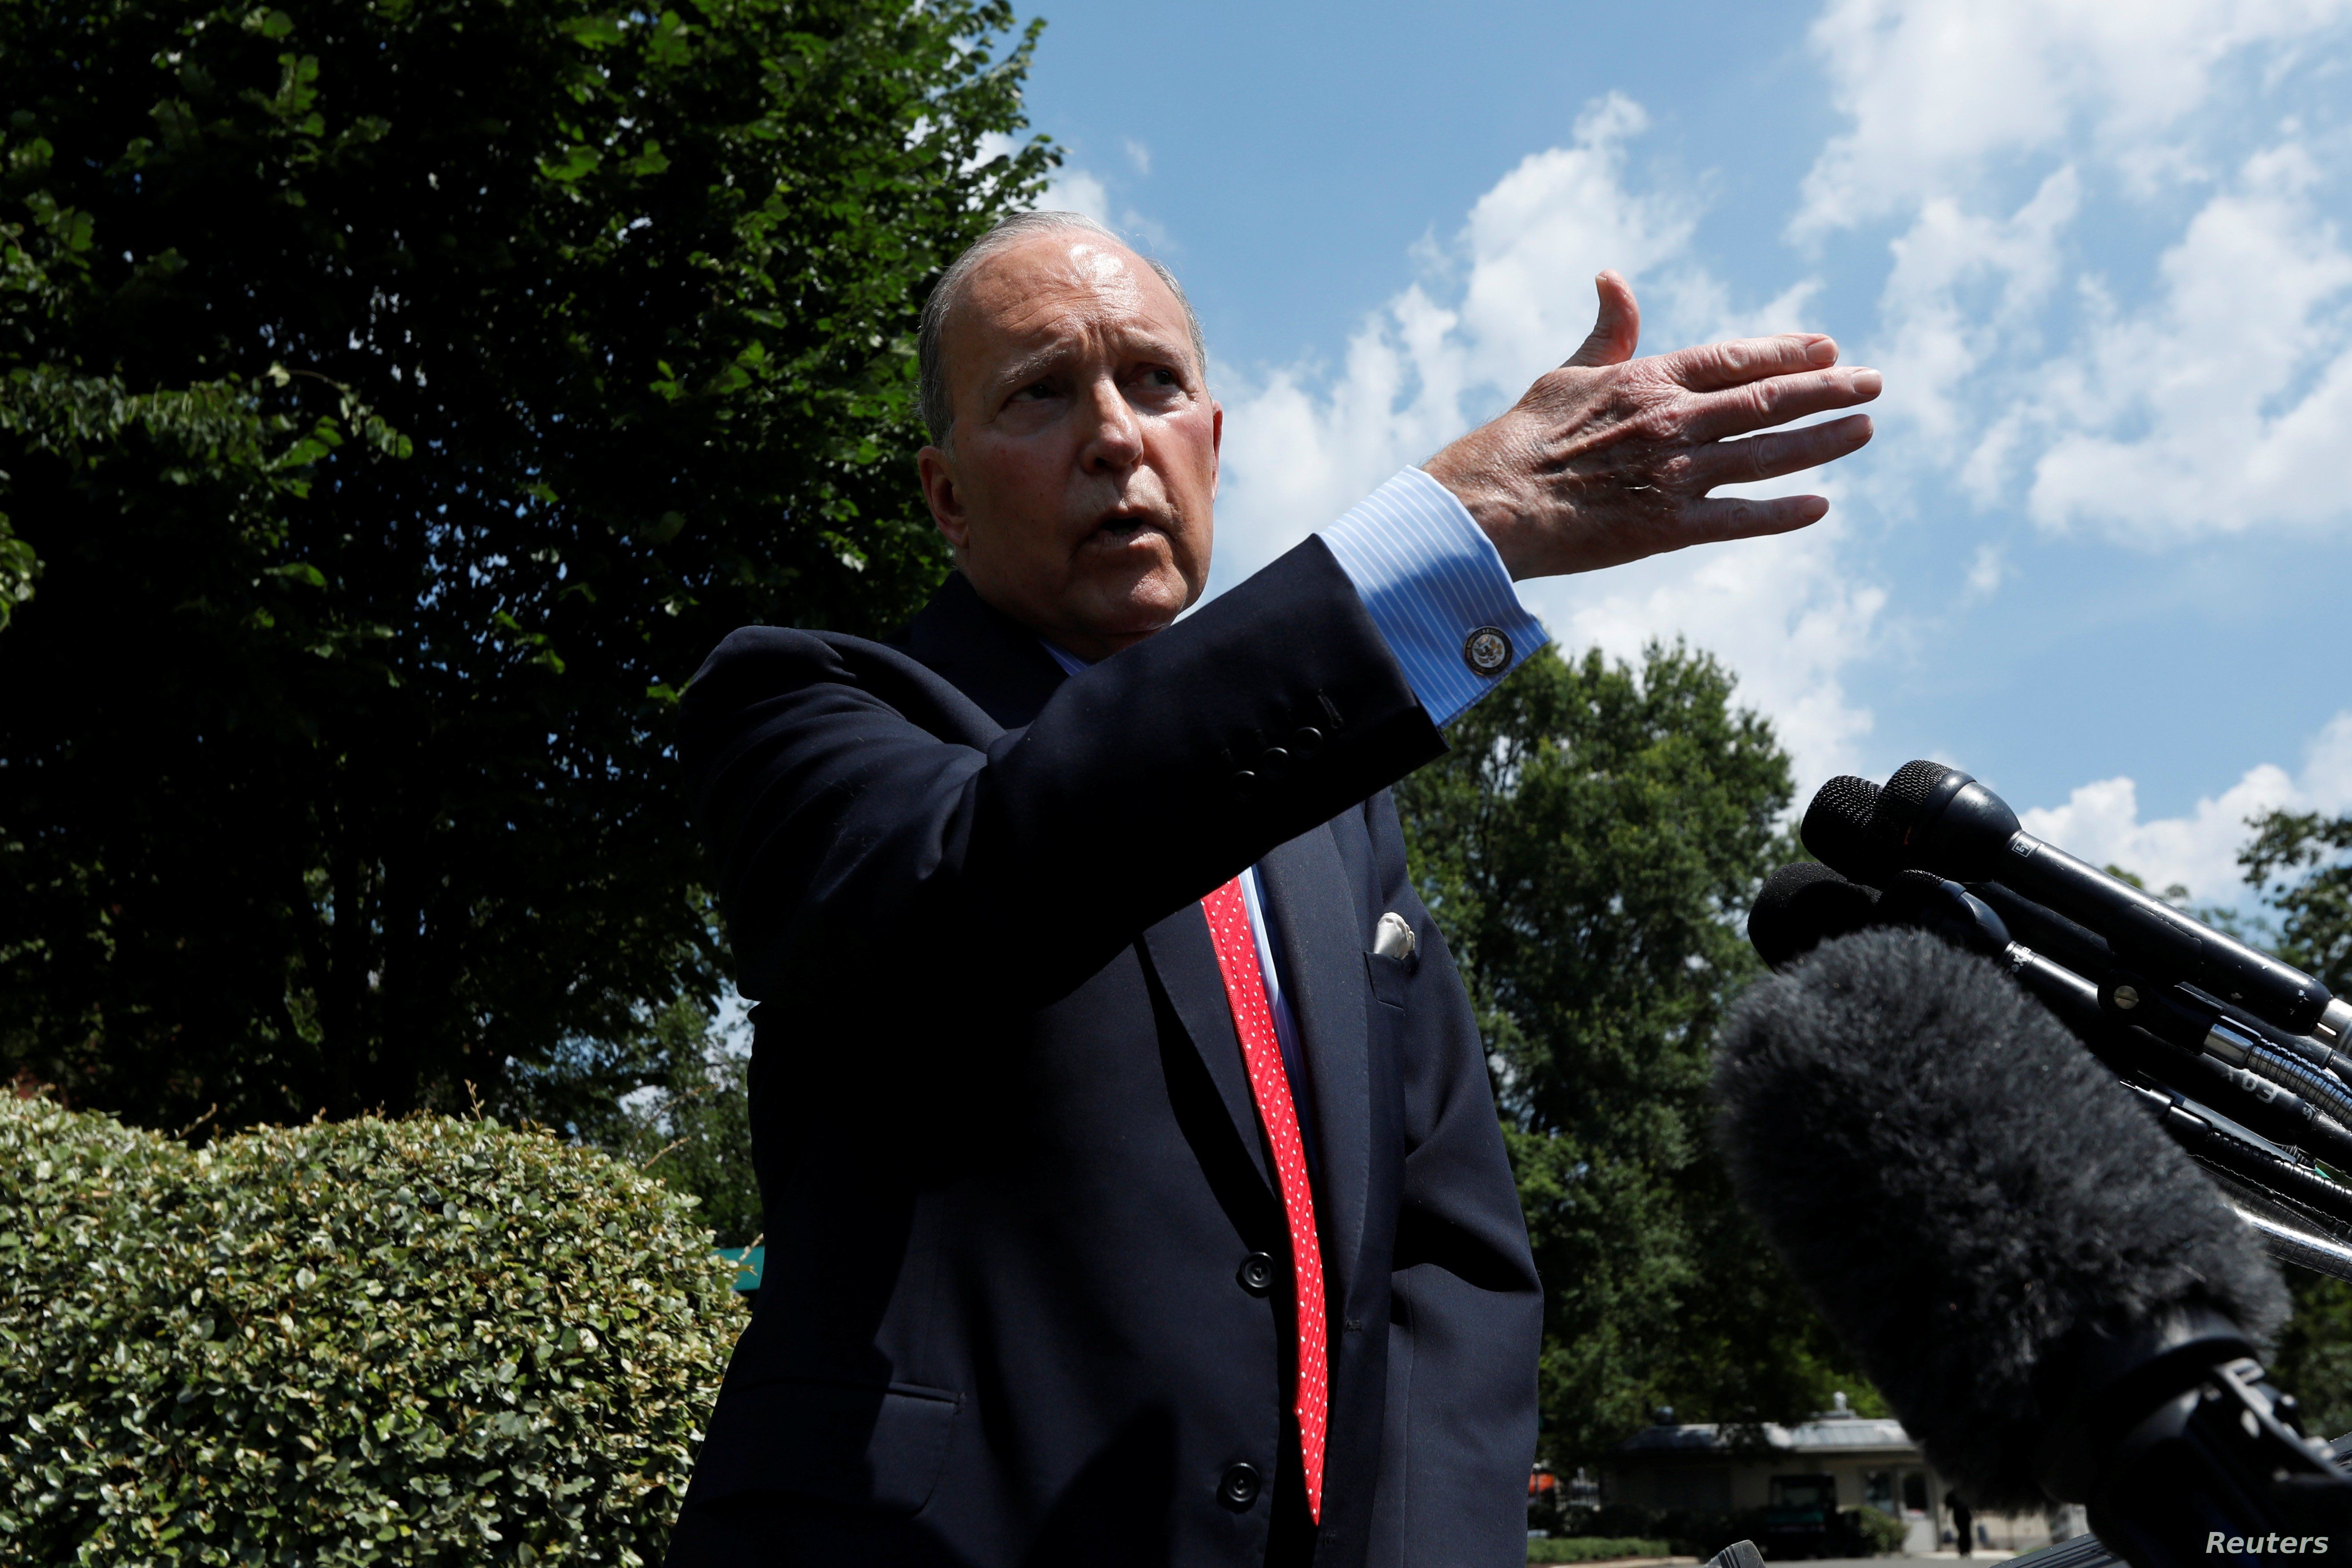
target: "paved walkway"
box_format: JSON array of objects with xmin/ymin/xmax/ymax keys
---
[
  {"xmin": 1802, "ymin": 1556, "xmax": 2020, "ymax": 1566},
  {"xmin": 1537, "ymin": 1550, "xmax": 2032, "ymax": 1568}
]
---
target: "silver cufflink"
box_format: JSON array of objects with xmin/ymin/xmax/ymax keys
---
[
  {"xmin": 1462, "ymin": 626, "xmax": 1511, "ymax": 677},
  {"xmin": 1373, "ymin": 911, "xmax": 1418, "ymax": 961}
]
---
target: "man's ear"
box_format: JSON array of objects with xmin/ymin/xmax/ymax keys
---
[
  {"xmin": 1210, "ymin": 399, "xmax": 1223, "ymax": 496},
  {"xmin": 917, "ymin": 444, "xmax": 969, "ymax": 552}
]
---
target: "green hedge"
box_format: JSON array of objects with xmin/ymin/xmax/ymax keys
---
[
  {"xmin": 0, "ymin": 1093, "xmax": 742, "ymax": 1565},
  {"xmin": 1526, "ymin": 1537, "xmax": 1675, "ymax": 1563},
  {"xmin": 1847, "ymin": 1504, "xmax": 1909, "ymax": 1556}
]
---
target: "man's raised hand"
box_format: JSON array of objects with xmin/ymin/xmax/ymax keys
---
[{"xmin": 1422, "ymin": 270, "xmax": 1880, "ymax": 581}]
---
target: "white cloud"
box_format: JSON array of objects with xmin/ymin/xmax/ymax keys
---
[
  {"xmin": 963, "ymin": 129, "xmax": 1134, "ymax": 233},
  {"xmin": 1795, "ymin": 0, "xmax": 2352, "ymax": 236},
  {"xmin": 1801, "ymin": 0, "xmax": 2352, "ymax": 553},
  {"xmin": 1213, "ymin": 95, "xmax": 1704, "ymax": 554},
  {"xmin": 1522, "ymin": 513, "xmax": 1887, "ymax": 784},
  {"xmin": 2022, "ymin": 141, "xmax": 2352, "ymax": 541},
  {"xmin": 2017, "ymin": 711, "xmax": 2352, "ymax": 900},
  {"xmin": 1872, "ymin": 167, "xmax": 2080, "ymax": 453},
  {"xmin": 1209, "ymin": 95, "xmax": 1880, "ymax": 782},
  {"xmin": 1044, "ymin": 167, "xmax": 1113, "ymax": 226},
  {"xmin": 1962, "ymin": 541, "xmax": 2008, "ymax": 601}
]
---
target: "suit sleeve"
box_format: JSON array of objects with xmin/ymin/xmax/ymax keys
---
[
  {"xmin": 681, "ymin": 537, "xmax": 1446, "ymax": 1017},
  {"xmin": 1360, "ymin": 787, "xmax": 1544, "ymax": 1568}
]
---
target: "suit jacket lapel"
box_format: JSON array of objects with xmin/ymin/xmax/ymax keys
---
[
  {"xmin": 1139, "ymin": 906, "xmax": 1276, "ymax": 1193},
  {"xmin": 888, "ymin": 574, "xmax": 1292, "ymax": 1200},
  {"xmin": 889, "ymin": 576, "xmax": 1317, "ymax": 1203},
  {"xmin": 1256, "ymin": 825, "xmax": 1372, "ymax": 1309},
  {"xmin": 1117, "ymin": 831, "xmax": 1381, "ymax": 1245}
]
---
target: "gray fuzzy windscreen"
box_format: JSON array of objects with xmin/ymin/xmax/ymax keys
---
[{"xmin": 1713, "ymin": 926, "xmax": 2288, "ymax": 1508}]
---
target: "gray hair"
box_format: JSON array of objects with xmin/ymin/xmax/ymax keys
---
[{"xmin": 916, "ymin": 209, "xmax": 1208, "ymax": 446}]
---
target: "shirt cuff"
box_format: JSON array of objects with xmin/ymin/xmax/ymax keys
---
[{"xmin": 1317, "ymin": 467, "xmax": 1549, "ymax": 728}]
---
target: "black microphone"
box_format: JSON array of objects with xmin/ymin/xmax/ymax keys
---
[
  {"xmin": 1713, "ymin": 928, "xmax": 2345, "ymax": 1568},
  {"xmin": 1748, "ymin": 863, "xmax": 2352, "ymax": 1182},
  {"xmin": 1750, "ymin": 862, "xmax": 1879, "ymax": 968},
  {"xmin": 1866, "ymin": 760, "xmax": 2340, "ymax": 1039},
  {"xmin": 1799, "ymin": 772, "xmax": 1896, "ymax": 887},
  {"xmin": 1806, "ymin": 773, "xmax": 2352, "ymax": 1118}
]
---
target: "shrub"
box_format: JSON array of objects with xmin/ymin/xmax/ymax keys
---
[
  {"xmin": 1556, "ymin": 1504, "xmax": 1772, "ymax": 1561},
  {"xmin": 1844, "ymin": 1504, "xmax": 1909, "ymax": 1556},
  {"xmin": 0, "ymin": 1094, "xmax": 742, "ymax": 1565},
  {"xmin": 1526, "ymin": 1535, "xmax": 1673, "ymax": 1562}
]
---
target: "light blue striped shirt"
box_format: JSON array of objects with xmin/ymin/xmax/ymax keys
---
[
  {"xmin": 1316, "ymin": 465, "xmax": 1548, "ymax": 726},
  {"xmin": 1038, "ymin": 464, "xmax": 1546, "ymax": 1181}
]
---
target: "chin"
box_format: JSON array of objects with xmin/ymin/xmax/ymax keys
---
[{"xmin": 1086, "ymin": 577, "xmax": 1189, "ymax": 639}]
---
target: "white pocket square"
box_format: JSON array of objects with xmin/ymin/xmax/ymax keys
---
[{"xmin": 1373, "ymin": 911, "xmax": 1418, "ymax": 961}]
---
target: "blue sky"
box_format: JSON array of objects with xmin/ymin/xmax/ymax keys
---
[{"xmin": 1011, "ymin": 0, "xmax": 2352, "ymax": 903}]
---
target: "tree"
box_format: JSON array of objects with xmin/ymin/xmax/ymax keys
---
[
  {"xmin": 2237, "ymin": 810, "xmax": 2352, "ymax": 1435},
  {"xmin": 1395, "ymin": 642, "xmax": 1877, "ymax": 1464},
  {"xmin": 549, "ymin": 993, "xmax": 762, "ymax": 1247},
  {"xmin": 0, "ymin": 0, "xmax": 1053, "ymax": 1128}
]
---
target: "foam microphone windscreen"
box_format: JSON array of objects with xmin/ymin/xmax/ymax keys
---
[
  {"xmin": 1713, "ymin": 927, "xmax": 2288, "ymax": 1509},
  {"xmin": 1750, "ymin": 862, "xmax": 1880, "ymax": 968}
]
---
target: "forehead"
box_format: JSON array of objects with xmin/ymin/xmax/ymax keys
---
[{"xmin": 945, "ymin": 233, "xmax": 1192, "ymax": 381}]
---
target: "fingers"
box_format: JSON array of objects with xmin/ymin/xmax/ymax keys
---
[
  {"xmin": 1670, "ymin": 493, "xmax": 1833, "ymax": 550},
  {"xmin": 1661, "ymin": 332, "xmax": 1840, "ymax": 392},
  {"xmin": 1677, "ymin": 366, "xmax": 1882, "ymax": 445},
  {"xmin": 1563, "ymin": 271, "xmax": 1640, "ymax": 368},
  {"xmin": 1680, "ymin": 413, "xmax": 1875, "ymax": 493}
]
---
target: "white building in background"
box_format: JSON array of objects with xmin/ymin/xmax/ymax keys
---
[{"xmin": 1602, "ymin": 1393, "xmax": 2082, "ymax": 1554}]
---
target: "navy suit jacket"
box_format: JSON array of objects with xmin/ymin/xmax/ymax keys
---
[{"xmin": 667, "ymin": 537, "xmax": 1542, "ymax": 1567}]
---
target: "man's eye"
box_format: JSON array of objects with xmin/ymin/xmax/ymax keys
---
[{"xmin": 1011, "ymin": 381, "xmax": 1054, "ymax": 402}]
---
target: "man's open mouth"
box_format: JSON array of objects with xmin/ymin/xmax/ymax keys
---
[{"xmin": 1091, "ymin": 511, "xmax": 1162, "ymax": 540}]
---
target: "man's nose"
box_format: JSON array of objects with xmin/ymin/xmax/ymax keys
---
[{"xmin": 1074, "ymin": 374, "xmax": 1143, "ymax": 471}]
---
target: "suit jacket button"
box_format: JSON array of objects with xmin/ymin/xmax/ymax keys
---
[
  {"xmin": 1257, "ymin": 746, "xmax": 1291, "ymax": 780},
  {"xmin": 1290, "ymin": 726, "xmax": 1324, "ymax": 758},
  {"xmin": 1218, "ymin": 1462, "xmax": 1263, "ymax": 1509},
  {"xmin": 1231, "ymin": 770, "xmax": 1260, "ymax": 802},
  {"xmin": 1237, "ymin": 1251, "xmax": 1276, "ymax": 1295}
]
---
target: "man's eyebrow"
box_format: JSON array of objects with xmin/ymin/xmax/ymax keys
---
[
  {"xmin": 980, "ymin": 335, "xmax": 1198, "ymax": 399},
  {"xmin": 983, "ymin": 345, "xmax": 1064, "ymax": 397}
]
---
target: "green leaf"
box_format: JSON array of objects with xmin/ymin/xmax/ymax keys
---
[
  {"xmin": 0, "ymin": 1095, "xmax": 741, "ymax": 1560},
  {"xmin": 646, "ymin": 11, "xmax": 692, "ymax": 68},
  {"xmin": 621, "ymin": 139, "xmax": 669, "ymax": 179},
  {"xmin": 538, "ymin": 144, "xmax": 601, "ymax": 184},
  {"xmin": 560, "ymin": 14, "xmax": 625, "ymax": 48}
]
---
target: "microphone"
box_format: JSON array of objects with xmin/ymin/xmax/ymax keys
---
[
  {"xmin": 1812, "ymin": 761, "xmax": 2341, "ymax": 1040},
  {"xmin": 1749, "ymin": 862, "xmax": 1878, "ymax": 968},
  {"xmin": 1713, "ymin": 927, "xmax": 2344, "ymax": 1568},
  {"xmin": 1799, "ymin": 772, "xmax": 1898, "ymax": 887},
  {"xmin": 1745, "ymin": 861, "xmax": 2352, "ymax": 1183},
  {"xmin": 1751, "ymin": 861, "xmax": 2009, "ymax": 971}
]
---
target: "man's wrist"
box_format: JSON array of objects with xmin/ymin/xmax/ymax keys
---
[
  {"xmin": 1316, "ymin": 469, "xmax": 1549, "ymax": 729},
  {"xmin": 1421, "ymin": 437, "xmax": 1542, "ymax": 581}
]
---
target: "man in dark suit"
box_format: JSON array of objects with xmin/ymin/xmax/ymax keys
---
[{"xmin": 665, "ymin": 211, "xmax": 1880, "ymax": 1568}]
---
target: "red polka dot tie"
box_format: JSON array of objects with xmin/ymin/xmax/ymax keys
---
[{"xmin": 1201, "ymin": 875, "xmax": 1327, "ymax": 1524}]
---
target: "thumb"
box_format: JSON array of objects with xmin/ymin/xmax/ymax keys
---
[{"xmin": 1563, "ymin": 270, "xmax": 1640, "ymax": 368}]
